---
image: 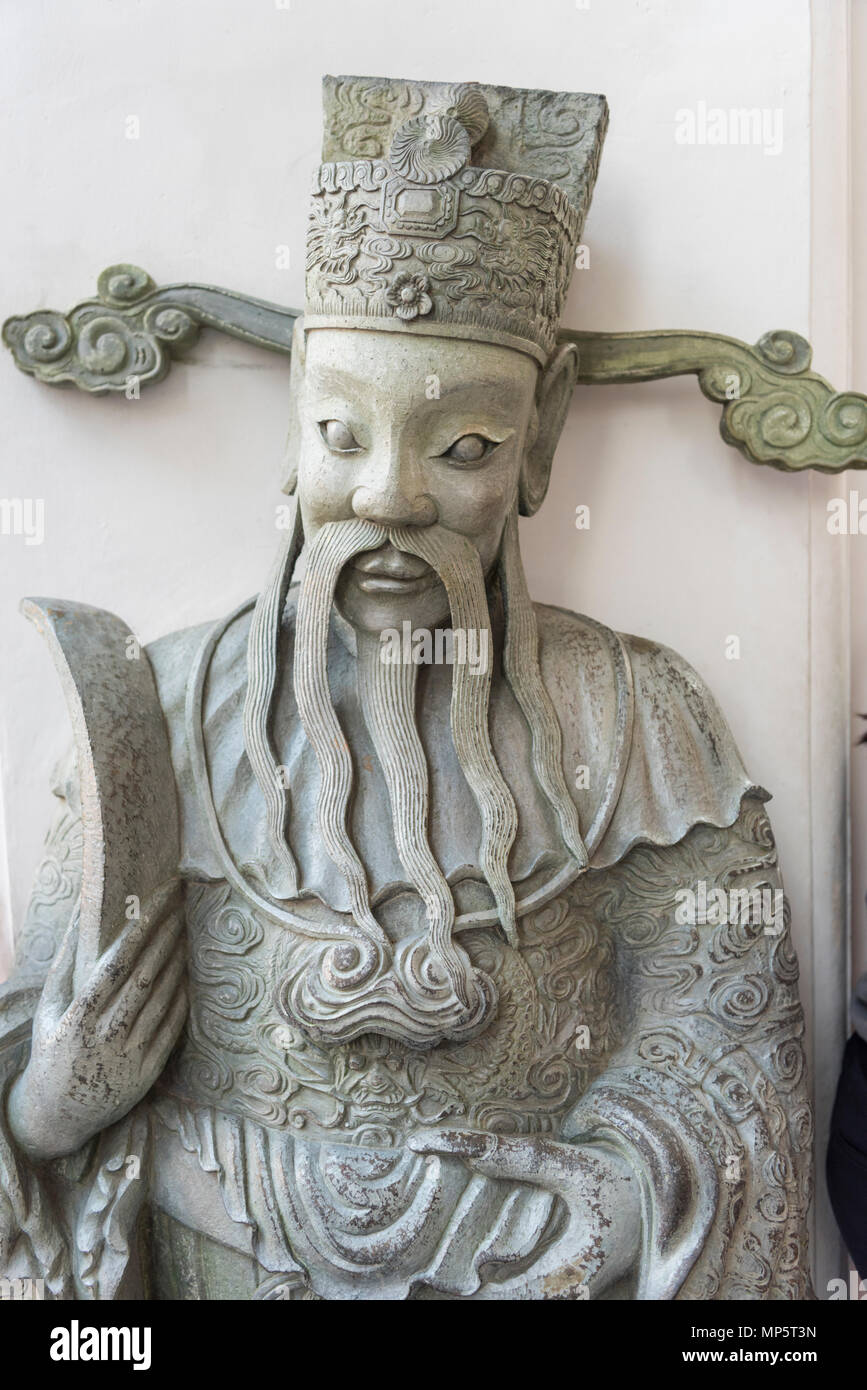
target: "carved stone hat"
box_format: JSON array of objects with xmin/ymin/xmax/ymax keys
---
[{"xmin": 304, "ymin": 75, "xmax": 609, "ymax": 365}]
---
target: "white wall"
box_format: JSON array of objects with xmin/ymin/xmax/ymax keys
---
[
  {"xmin": 0, "ymin": 0, "xmax": 855, "ymax": 1286},
  {"xmin": 849, "ymin": 0, "xmax": 867, "ymax": 997}
]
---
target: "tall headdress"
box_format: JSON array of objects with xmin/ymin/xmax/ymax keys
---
[{"xmin": 305, "ymin": 75, "xmax": 609, "ymax": 364}]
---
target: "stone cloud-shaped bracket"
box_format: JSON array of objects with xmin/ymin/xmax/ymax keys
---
[{"xmin": 4, "ymin": 263, "xmax": 866, "ymax": 475}]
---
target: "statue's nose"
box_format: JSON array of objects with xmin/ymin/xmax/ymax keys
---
[
  {"xmin": 351, "ymin": 455, "xmax": 437, "ymax": 528},
  {"xmin": 366, "ymin": 1063, "xmax": 392, "ymax": 1092}
]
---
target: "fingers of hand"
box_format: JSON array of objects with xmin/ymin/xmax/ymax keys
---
[
  {"xmin": 78, "ymin": 980, "xmax": 188, "ymax": 1123},
  {"xmin": 142, "ymin": 982, "xmax": 189, "ymax": 1077},
  {"xmin": 125, "ymin": 942, "xmax": 187, "ymax": 1051},
  {"xmin": 99, "ymin": 926, "xmax": 186, "ymax": 1044},
  {"xmin": 122, "ymin": 906, "xmax": 186, "ymax": 1011},
  {"xmin": 78, "ymin": 882, "xmax": 184, "ymax": 1016}
]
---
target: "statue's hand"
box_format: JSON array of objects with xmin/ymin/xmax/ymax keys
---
[
  {"xmin": 7, "ymin": 880, "xmax": 187, "ymax": 1161},
  {"xmin": 407, "ymin": 1127, "xmax": 642, "ymax": 1299}
]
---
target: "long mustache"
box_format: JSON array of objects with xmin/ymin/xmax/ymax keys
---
[
  {"xmin": 293, "ymin": 520, "xmax": 387, "ymax": 945},
  {"xmin": 297, "ymin": 521, "xmax": 521, "ymax": 947},
  {"xmin": 243, "ymin": 510, "xmax": 588, "ymax": 1046},
  {"xmin": 388, "ymin": 525, "xmax": 520, "ymax": 945},
  {"xmin": 356, "ymin": 633, "xmax": 469, "ymax": 1004},
  {"xmin": 291, "ymin": 517, "xmax": 495, "ymax": 1043},
  {"xmin": 243, "ymin": 504, "xmax": 305, "ymax": 897}
]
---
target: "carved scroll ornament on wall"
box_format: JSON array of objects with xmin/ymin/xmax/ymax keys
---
[{"xmin": 4, "ymin": 263, "xmax": 866, "ymax": 474}]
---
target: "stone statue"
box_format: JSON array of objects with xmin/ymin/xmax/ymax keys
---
[{"xmin": 0, "ymin": 75, "xmax": 813, "ymax": 1301}]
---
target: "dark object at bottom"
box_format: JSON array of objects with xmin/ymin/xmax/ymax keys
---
[{"xmin": 827, "ymin": 1032, "xmax": 867, "ymax": 1278}]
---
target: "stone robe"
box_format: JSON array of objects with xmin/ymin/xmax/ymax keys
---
[{"xmin": 0, "ymin": 596, "xmax": 813, "ymax": 1299}]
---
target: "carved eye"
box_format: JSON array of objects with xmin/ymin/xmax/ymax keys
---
[
  {"xmin": 441, "ymin": 433, "xmax": 495, "ymax": 465},
  {"xmin": 319, "ymin": 419, "xmax": 361, "ymax": 453}
]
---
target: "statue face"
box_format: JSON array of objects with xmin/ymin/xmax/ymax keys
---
[
  {"xmin": 263, "ymin": 326, "xmax": 583, "ymax": 1043},
  {"xmin": 295, "ymin": 328, "xmax": 539, "ymax": 632}
]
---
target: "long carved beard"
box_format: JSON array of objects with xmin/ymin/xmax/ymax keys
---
[{"xmin": 244, "ymin": 510, "xmax": 586, "ymax": 1049}]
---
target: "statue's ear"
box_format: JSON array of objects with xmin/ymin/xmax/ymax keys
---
[
  {"xmin": 518, "ymin": 341, "xmax": 579, "ymax": 517},
  {"xmin": 281, "ymin": 318, "xmax": 307, "ymax": 496}
]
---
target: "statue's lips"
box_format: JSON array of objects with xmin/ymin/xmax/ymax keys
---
[{"xmin": 351, "ymin": 545, "xmax": 438, "ymax": 594}]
